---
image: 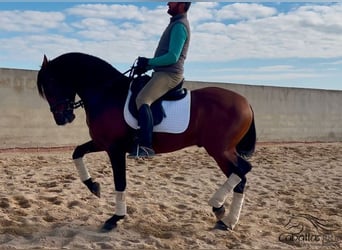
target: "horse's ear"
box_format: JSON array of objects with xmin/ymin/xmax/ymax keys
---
[{"xmin": 42, "ymin": 54, "xmax": 49, "ymax": 68}]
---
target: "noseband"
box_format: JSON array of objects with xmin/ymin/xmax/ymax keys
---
[{"xmin": 50, "ymin": 99, "xmax": 84, "ymax": 114}]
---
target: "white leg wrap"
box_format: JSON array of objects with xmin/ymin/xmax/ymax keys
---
[
  {"xmin": 115, "ymin": 191, "xmax": 127, "ymax": 216},
  {"xmin": 74, "ymin": 158, "xmax": 91, "ymax": 182},
  {"xmin": 221, "ymin": 192, "xmax": 244, "ymax": 230},
  {"xmin": 208, "ymin": 173, "xmax": 241, "ymax": 208}
]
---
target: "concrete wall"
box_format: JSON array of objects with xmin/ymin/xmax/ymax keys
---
[
  {"xmin": 0, "ymin": 68, "xmax": 341, "ymax": 148},
  {"xmin": 186, "ymin": 81, "xmax": 342, "ymax": 142},
  {"xmin": 0, "ymin": 68, "xmax": 89, "ymax": 148}
]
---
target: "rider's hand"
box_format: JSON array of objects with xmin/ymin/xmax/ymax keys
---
[
  {"xmin": 135, "ymin": 57, "xmax": 149, "ymax": 75},
  {"xmin": 137, "ymin": 57, "xmax": 149, "ymax": 69}
]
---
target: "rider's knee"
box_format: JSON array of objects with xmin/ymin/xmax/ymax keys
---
[{"xmin": 136, "ymin": 96, "xmax": 151, "ymax": 110}]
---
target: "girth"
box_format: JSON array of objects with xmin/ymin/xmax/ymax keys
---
[{"xmin": 128, "ymin": 75, "xmax": 187, "ymax": 126}]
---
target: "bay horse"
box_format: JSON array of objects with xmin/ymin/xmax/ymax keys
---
[{"xmin": 37, "ymin": 52, "xmax": 256, "ymax": 232}]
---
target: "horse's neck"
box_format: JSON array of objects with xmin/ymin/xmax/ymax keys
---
[
  {"xmin": 55, "ymin": 56, "xmax": 130, "ymax": 113},
  {"xmin": 76, "ymin": 81, "xmax": 128, "ymax": 115}
]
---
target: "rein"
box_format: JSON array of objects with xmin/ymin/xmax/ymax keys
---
[{"xmin": 123, "ymin": 58, "xmax": 140, "ymax": 80}]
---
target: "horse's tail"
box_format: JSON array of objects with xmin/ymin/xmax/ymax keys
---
[{"xmin": 236, "ymin": 106, "xmax": 256, "ymax": 158}]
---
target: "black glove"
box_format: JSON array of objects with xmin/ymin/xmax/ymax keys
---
[
  {"xmin": 137, "ymin": 57, "xmax": 149, "ymax": 69},
  {"xmin": 134, "ymin": 57, "xmax": 149, "ymax": 75}
]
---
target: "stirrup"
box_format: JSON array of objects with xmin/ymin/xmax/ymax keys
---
[{"xmin": 128, "ymin": 145, "xmax": 155, "ymax": 159}]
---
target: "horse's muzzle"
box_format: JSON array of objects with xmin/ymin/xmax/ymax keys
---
[
  {"xmin": 50, "ymin": 99, "xmax": 76, "ymax": 125},
  {"xmin": 54, "ymin": 112, "xmax": 75, "ymax": 125}
]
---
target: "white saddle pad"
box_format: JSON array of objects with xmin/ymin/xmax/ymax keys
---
[{"xmin": 124, "ymin": 90, "xmax": 191, "ymax": 134}]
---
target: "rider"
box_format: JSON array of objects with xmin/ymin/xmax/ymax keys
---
[{"xmin": 128, "ymin": 2, "xmax": 191, "ymax": 158}]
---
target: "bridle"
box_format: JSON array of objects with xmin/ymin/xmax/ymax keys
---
[{"xmin": 50, "ymin": 98, "xmax": 84, "ymax": 114}]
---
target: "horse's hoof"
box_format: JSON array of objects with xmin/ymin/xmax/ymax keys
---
[
  {"xmin": 214, "ymin": 220, "xmax": 232, "ymax": 231},
  {"xmin": 213, "ymin": 206, "xmax": 225, "ymax": 220},
  {"xmin": 100, "ymin": 215, "xmax": 125, "ymax": 232},
  {"xmin": 92, "ymin": 182, "xmax": 101, "ymax": 198},
  {"xmin": 101, "ymin": 222, "xmax": 117, "ymax": 232}
]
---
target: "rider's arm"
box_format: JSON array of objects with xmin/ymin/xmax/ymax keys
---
[{"xmin": 148, "ymin": 23, "xmax": 188, "ymax": 67}]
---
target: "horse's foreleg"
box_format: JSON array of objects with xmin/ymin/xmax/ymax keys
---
[
  {"xmin": 101, "ymin": 190, "xmax": 126, "ymax": 232},
  {"xmin": 102, "ymin": 147, "xmax": 126, "ymax": 232},
  {"xmin": 72, "ymin": 140, "xmax": 102, "ymax": 197}
]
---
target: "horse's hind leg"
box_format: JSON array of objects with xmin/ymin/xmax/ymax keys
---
[
  {"xmin": 208, "ymin": 170, "xmax": 241, "ymax": 211},
  {"xmin": 72, "ymin": 140, "xmax": 102, "ymax": 197},
  {"xmin": 214, "ymin": 176, "xmax": 247, "ymax": 231},
  {"xmin": 208, "ymin": 149, "xmax": 252, "ymax": 230}
]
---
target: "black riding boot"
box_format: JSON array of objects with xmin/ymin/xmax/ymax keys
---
[{"xmin": 128, "ymin": 104, "xmax": 155, "ymax": 158}]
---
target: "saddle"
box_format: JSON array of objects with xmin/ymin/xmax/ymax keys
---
[{"xmin": 128, "ymin": 75, "xmax": 187, "ymax": 126}]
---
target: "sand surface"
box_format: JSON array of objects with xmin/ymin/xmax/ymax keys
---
[{"xmin": 0, "ymin": 143, "xmax": 341, "ymax": 249}]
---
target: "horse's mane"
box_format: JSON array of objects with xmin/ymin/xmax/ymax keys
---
[{"xmin": 37, "ymin": 52, "xmax": 130, "ymax": 98}]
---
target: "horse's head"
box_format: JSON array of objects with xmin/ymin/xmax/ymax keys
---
[{"xmin": 37, "ymin": 55, "xmax": 77, "ymax": 125}]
